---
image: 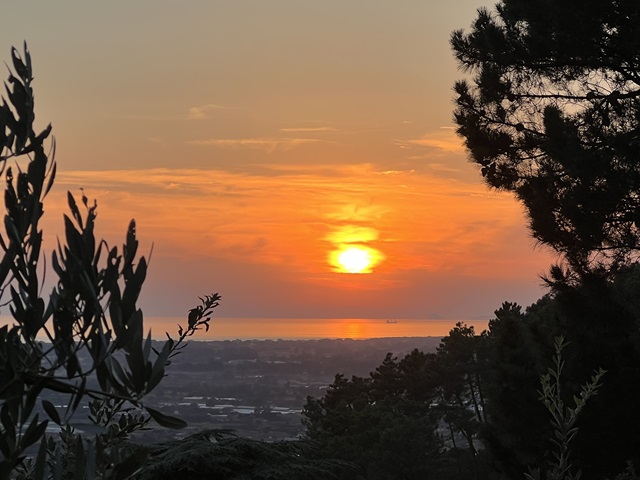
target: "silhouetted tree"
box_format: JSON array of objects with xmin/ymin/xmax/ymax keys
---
[
  {"xmin": 452, "ymin": 3, "xmax": 640, "ymax": 477},
  {"xmin": 303, "ymin": 355, "xmax": 444, "ymax": 480},
  {"xmin": 452, "ymin": 0, "xmax": 640, "ymax": 276},
  {"xmin": 436, "ymin": 324, "xmax": 488, "ymax": 428},
  {"xmin": 481, "ymin": 301, "xmax": 553, "ymax": 478},
  {"xmin": 481, "ymin": 283, "xmax": 640, "ymax": 479},
  {"xmin": 549, "ymin": 272, "xmax": 640, "ymax": 479},
  {"xmin": 0, "ymin": 44, "xmax": 220, "ymax": 479}
]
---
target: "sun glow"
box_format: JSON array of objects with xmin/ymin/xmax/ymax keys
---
[
  {"xmin": 338, "ymin": 247, "xmax": 371, "ymax": 273},
  {"xmin": 330, "ymin": 246, "xmax": 383, "ymax": 274},
  {"xmin": 326, "ymin": 224, "xmax": 385, "ymax": 274}
]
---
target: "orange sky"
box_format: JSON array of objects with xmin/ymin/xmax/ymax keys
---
[{"xmin": 1, "ymin": 1, "xmax": 555, "ymax": 320}]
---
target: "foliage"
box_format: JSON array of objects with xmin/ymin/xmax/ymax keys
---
[
  {"xmin": 299, "ymin": 282, "xmax": 640, "ymax": 480},
  {"xmin": 548, "ymin": 271, "xmax": 640, "ymax": 479},
  {"xmin": 434, "ymin": 322, "xmax": 488, "ymax": 454},
  {"xmin": 480, "ymin": 301, "xmax": 555, "ymax": 477},
  {"xmin": 303, "ymin": 352, "xmax": 445, "ymax": 480},
  {"xmin": 525, "ymin": 337, "xmax": 605, "ymax": 480},
  {"xmin": 0, "ymin": 44, "xmax": 220, "ymax": 479},
  {"xmin": 131, "ymin": 429, "xmax": 350, "ymax": 480},
  {"xmin": 303, "ymin": 332, "xmax": 497, "ymax": 480},
  {"xmin": 451, "ymin": 0, "xmax": 640, "ymax": 275},
  {"xmin": 480, "ymin": 278, "xmax": 640, "ymax": 480},
  {"xmin": 303, "ymin": 310, "xmax": 638, "ymax": 480},
  {"xmin": 452, "ymin": 3, "xmax": 640, "ymax": 477},
  {"xmin": 611, "ymin": 464, "xmax": 640, "ymax": 480}
]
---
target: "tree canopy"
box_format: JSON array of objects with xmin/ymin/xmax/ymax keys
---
[
  {"xmin": 452, "ymin": 0, "xmax": 640, "ymax": 274},
  {"xmin": 303, "ymin": 334, "xmax": 494, "ymax": 480},
  {"xmin": 452, "ymin": 5, "xmax": 640, "ymax": 476}
]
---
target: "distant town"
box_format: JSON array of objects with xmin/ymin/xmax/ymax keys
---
[{"xmin": 128, "ymin": 337, "xmax": 442, "ymax": 442}]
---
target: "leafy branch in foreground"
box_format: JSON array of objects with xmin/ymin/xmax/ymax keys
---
[
  {"xmin": 525, "ymin": 336, "xmax": 606, "ymax": 480},
  {"xmin": 0, "ymin": 44, "xmax": 220, "ymax": 479}
]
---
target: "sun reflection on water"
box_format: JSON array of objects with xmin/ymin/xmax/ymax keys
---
[{"xmin": 0, "ymin": 316, "xmax": 490, "ymax": 342}]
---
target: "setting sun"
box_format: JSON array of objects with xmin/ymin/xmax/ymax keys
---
[
  {"xmin": 2, "ymin": 0, "xmax": 555, "ymax": 320},
  {"xmin": 329, "ymin": 246, "xmax": 384, "ymax": 274},
  {"xmin": 338, "ymin": 247, "xmax": 371, "ymax": 273}
]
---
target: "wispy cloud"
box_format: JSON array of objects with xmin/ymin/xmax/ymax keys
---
[
  {"xmin": 185, "ymin": 103, "xmax": 225, "ymax": 120},
  {"xmin": 188, "ymin": 137, "xmax": 330, "ymax": 153},
  {"xmin": 405, "ymin": 160, "xmax": 462, "ymax": 174},
  {"xmin": 373, "ymin": 169, "xmax": 416, "ymax": 176},
  {"xmin": 397, "ymin": 127, "xmax": 465, "ymax": 154},
  {"xmin": 46, "ymin": 165, "xmax": 552, "ymax": 287},
  {"xmin": 279, "ymin": 127, "xmax": 337, "ymax": 133},
  {"xmin": 124, "ymin": 103, "xmax": 226, "ymax": 121}
]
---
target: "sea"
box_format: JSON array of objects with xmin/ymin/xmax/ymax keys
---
[
  {"xmin": 0, "ymin": 316, "xmax": 490, "ymax": 341},
  {"xmin": 144, "ymin": 317, "xmax": 489, "ymax": 341}
]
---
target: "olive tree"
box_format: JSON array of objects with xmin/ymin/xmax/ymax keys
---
[{"xmin": 0, "ymin": 44, "xmax": 219, "ymax": 479}]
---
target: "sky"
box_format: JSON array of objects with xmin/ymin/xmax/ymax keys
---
[{"xmin": 0, "ymin": 1, "xmax": 556, "ymax": 321}]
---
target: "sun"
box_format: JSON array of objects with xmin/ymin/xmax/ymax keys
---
[{"xmin": 335, "ymin": 247, "xmax": 373, "ymax": 274}]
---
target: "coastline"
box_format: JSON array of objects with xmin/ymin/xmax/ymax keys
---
[
  {"xmin": 0, "ymin": 315, "xmax": 489, "ymax": 342},
  {"xmin": 146, "ymin": 317, "xmax": 489, "ymax": 341}
]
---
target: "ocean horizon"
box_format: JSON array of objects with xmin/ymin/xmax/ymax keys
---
[
  {"xmin": 0, "ymin": 316, "xmax": 490, "ymax": 341},
  {"xmin": 145, "ymin": 317, "xmax": 490, "ymax": 341}
]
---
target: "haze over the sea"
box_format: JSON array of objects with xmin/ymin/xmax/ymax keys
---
[{"xmin": 145, "ymin": 317, "xmax": 489, "ymax": 341}]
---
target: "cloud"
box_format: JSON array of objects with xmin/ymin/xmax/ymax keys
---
[
  {"xmin": 410, "ymin": 162, "xmax": 463, "ymax": 174},
  {"xmin": 124, "ymin": 103, "xmax": 225, "ymax": 121},
  {"xmin": 186, "ymin": 103, "xmax": 225, "ymax": 120},
  {"xmin": 279, "ymin": 127, "xmax": 337, "ymax": 133},
  {"xmin": 46, "ymin": 165, "xmax": 553, "ymax": 293},
  {"xmin": 325, "ymin": 225, "xmax": 380, "ymax": 244},
  {"xmin": 373, "ymin": 169, "xmax": 416, "ymax": 176},
  {"xmin": 257, "ymin": 162, "xmax": 385, "ymax": 177},
  {"xmin": 397, "ymin": 126, "xmax": 465, "ymax": 154},
  {"xmin": 188, "ymin": 137, "xmax": 330, "ymax": 153}
]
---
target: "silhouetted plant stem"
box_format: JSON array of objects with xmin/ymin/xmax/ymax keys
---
[{"xmin": 525, "ymin": 336, "xmax": 606, "ymax": 480}]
